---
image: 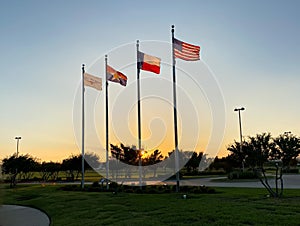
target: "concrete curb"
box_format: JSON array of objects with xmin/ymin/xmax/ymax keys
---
[{"xmin": 0, "ymin": 205, "xmax": 50, "ymax": 226}]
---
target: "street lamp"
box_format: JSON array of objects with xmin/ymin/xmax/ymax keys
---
[
  {"xmin": 15, "ymin": 137, "xmax": 21, "ymax": 157},
  {"xmin": 234, "ymin": 107, "xmax": 245, "ymax": 171}
]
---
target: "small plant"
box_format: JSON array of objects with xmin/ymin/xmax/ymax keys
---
[{"xmin": 228, "ymin": 170, "xmax": 258, "ymax": 180}]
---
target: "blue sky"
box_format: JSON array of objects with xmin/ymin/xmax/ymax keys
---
[{"xmin": 1, "ymin": 0, "xmax": 299, "ymax": 161}]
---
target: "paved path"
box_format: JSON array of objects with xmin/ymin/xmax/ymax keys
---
[
  {"xmin": 27, "ymin": 174, "xmax": 300, "ymax": 189},
  {"xmin": 168, "ymin": 174, "xmax": 300, "ymax": 188},
  {"xmin": 0, "ymin": 205, "xmax": 50, "ymax": 226}
]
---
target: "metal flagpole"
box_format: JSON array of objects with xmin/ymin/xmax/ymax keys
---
[
  {"xmin": 136, "ymin": 40, "xmax": 142, "ymax": 188},
  {"xmin": 171, "ymin": 25, "xmax": 180, "ymax": 192},
  {"xmin": 105, "ymin": 55, "xmax": 110, "ymax": 190},
  {"xmin": 81, "ymin": 64, "xmax": 85, "ymax": 189}
]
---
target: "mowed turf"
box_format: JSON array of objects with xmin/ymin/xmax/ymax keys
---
[{"xmin": 1, "ymin": 184, "xmax": 300, "ymax": 226}]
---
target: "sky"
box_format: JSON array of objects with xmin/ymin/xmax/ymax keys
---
[{"xmin": 0, "ymin": 0, "xmax": 299, "ymax": 162}]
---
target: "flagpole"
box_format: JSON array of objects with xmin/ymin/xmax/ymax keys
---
[
  {"xmin": 105, "ymin": 55, "xmax": 110, "ymax": 190},
  {"xmin": 136, "ymin": 40, "xmax": 142, "ymax": 188},
  {"xmin": 81, "ymin": 64, "xmax": 85, "ymax": 189},
  {"xmin": 171, "ymin": 25, "xmax": 180, "ymax": 192}
]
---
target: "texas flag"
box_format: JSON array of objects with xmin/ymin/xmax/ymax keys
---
[{"xmin": 137, "ymin": 51, "xmax": 161, "ymax": 74}]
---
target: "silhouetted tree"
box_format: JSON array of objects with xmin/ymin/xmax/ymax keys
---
[
  {"xmin": 245, "ymin": 133, "xmax": 274, "ymax": 169},
  {"xmin": 84, "ymin": 152, "xmax": 101, "ymax": 170},
  {"xmin": 61, "ymin": 155, "xmax": 80, "ymax": 181},
  {"xmin": 2, "ymin": 154, "xmax": 39, "ymax": 187},
  {"xmin": 39, "ymin": 162, "xmax": 61, "ymax": 181},
  {"xmin": 184, "ymin": 152, "xmax": 203, "ymax": 173},
  {"xmin": 110, "ymin": 143, "xmax": 140, "ymax": 166},
  {"xmin": 110, "ymin": 144, "xmax": 140, "ymax": 179},
  {"xmin": 145, "ymin": 149, "xmax": 164, "ymax": 177},
  {"xmin": 227, "ymin": 132, "xmax": 300, "ymax": 197},
  {"xmin": 227, "ymin": 141, "xmax": 246, "ymax": 170},
  {"xmin": 209, "ymin": 156, "xmax": 233, "ymax": 173},
  {"xmin": 61, "ymin": 153, "xmax": 100, "ymax": 181},
  {"xmin": 271, "ymin": 133, "xmax": 300, "ymax": 170}
]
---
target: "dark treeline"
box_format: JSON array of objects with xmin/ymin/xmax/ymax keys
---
[
  {"xmin": 1, "ymin": 153, "xmax": 100, "ymax": 187},
  {"xmin": 1, "ymin": 132, "xmax": 300, "ymax": 192},
  {"xmin": 1, "ymin": 145, "xmax": 206, "ymax": 187}
]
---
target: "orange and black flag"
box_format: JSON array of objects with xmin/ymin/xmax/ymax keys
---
[{"xmin": 106, "ymin": 65, "xmax": 127, "ymax": 86}]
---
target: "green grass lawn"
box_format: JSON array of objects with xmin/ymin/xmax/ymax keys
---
[{"xmin": 1, "ymin": 184, "xmax": 300, "ymax": 226}]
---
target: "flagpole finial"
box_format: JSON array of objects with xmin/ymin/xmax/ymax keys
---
[{"xmin": 82, "ymin": 64, "xmax": 85, "ymax": 73}]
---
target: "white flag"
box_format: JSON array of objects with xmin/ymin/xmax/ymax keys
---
[{"xmin": 84, "ymin": 73, "xmax": 102, "ymax": 91}]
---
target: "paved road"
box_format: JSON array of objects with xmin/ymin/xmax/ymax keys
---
[
  {"xmin": 168, "ymin": 174, "xmax": 300, "ymax": 188},
  {"xmin": 100, "ymin": 174, "xmax": 300, "ymax": 188}
]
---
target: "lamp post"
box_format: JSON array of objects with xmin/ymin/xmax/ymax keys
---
[
  {"xmin": 15, "ymin": 137, "xmax": 21, "ymax": 157},
  {"xmin": 234, "ymin": 107, "xmax": 245, "ymax": 171}
]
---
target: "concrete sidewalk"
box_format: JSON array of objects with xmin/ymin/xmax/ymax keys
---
[
  {"xmin": 0, "ymin": 205, "xmax": 50, "ymax": 226},
  {"xmin": 179, "ymin": 174, "xmax": 300, "ymax": 188}
]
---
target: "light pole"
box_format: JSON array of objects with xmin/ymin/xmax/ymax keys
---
[
  {"xmin": 234, "ymin": 107, "xmax": 245, "ymax": 171},
  {"xmin": 15, "ymin": 137, "xmax": 21, "ymax": 157}
]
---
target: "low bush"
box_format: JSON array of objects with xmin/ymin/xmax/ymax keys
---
[
  {"xmin": 58, "ymin": 183, "xmax": 216, "ymax": 194},
  {"xmin": 182, "ymin": 170, "xmax": 227, "ymax": 176},
  {"xmin": 228, "ymin": 170, "xmax": 258, "ymax": 180},
  {"xmin": 283, "ymin": 168, "xmax": 299, "ymax": 174}
]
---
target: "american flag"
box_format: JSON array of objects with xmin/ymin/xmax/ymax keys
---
[{"xmin": 173, "ymin": 38, "xmax": 200, "ymax": 61}]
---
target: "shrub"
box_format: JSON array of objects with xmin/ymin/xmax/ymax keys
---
[
  {"xmin": 182, "ymin": 170, "xmax": 227, "ymax": 176},
  {"xmin": 228, "ymin": 170, "xmax": 258, "ymax": 179},
  {"xmin": 283, "ymin": 168, "xmax": 299, "ymax": 174},
  {"xmin": 192, "ymin": 186, "xmax": 216, "ymax": 194},
  {"xmin": 58, "ymin": 184, "xmax": 216, "ymax": 194},
  {"xmin": 92, "ymin": 181, "xmax": 100, "ymax": 187},
  {"xmin": 59, "ymin": 185, "xmax": 81, "ymax": 191}
]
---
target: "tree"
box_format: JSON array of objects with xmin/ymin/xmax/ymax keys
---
[
  {"xmin": 110, "ymin": 143, "xmax": 141, "ymax": 166},
  {"xmin": 184, "ymin": 152, "xmax": 203, "ymax": 173},
  {"xmin": 244, "ymin": 133, "xmax": 273, "ymax": 169},
  {"xmin": 110, "ymin": 144, "xmax": 140, "ymax": 179},
  {"xmin": 271, "ymin": 133, "xmax": 300, "ymax": 170},
  {"xmin": 209, "ymin": 156, "xmax": 233, "ymax": 173},
  {"xmin": 85, "ymin": 152, "xmax": 101, "ymax": 170},
  {"xmin": 227, "ymin": 141, "xmax": 246, "ymax": 170},
  {"xmin": 61, "ymin": 154, "xmax": 81, "ymax": 181},
  {"xmin": 2, "ymin": 154, "xmax": 39, "ymax": 187},
  {"xmin": 145, "ymin": 149, "xmax": 163, "ymax": 177},
  {"xmin": 2, "ymin": 155, "xmax": 18, "ymax": 187},
  {"xmin": 39, "ymin": 162, "xmax": 61, "ymax": 181},
  {"xmin": 61, "ymin": 153, "xmax": 100, "ymax": 181},
  {"xmin": 227, "ymin": 132, "xmax": 299, "ymax": 197},
  {"xmin": 245, "ymin": 133, "xmax": 282, "ymax": 197}
]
